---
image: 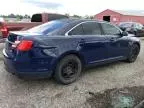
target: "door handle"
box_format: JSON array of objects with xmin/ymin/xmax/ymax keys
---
[{"xmin": 110, "ymin": 38, "xmax": 116, "ymax": 42}]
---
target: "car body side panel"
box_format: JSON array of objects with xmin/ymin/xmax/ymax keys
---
[{"xmin": 33, "ymin": 35, "xmax": 109, "ymax": 65}]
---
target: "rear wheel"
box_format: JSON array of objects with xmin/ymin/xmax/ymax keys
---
[
  {"xmin": 54, "ymin": 55, "xmax": 82, "ymax": 84},
  {"xmin": 127, "ymin": 44, "xmax": 140, "ymax": 63}
]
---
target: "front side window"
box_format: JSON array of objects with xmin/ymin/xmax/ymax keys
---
[{"xmin": 101, "ymin": 23, "xmax": 121, "ymax": 35}]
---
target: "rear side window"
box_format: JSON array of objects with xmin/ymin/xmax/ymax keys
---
[
  {"xmin": 31, "ymin": 14, "xmax": 42, "ymax": 22},
  {"xmin": 68, "ymin": 25, "xmax": 84, "ymax": 35},
  {"xmin": 101, "ymin": 23, "xmax": 121, "ymax": 35},
  {"xmin": 48, "ymin": 14, "xmax": 68, "ymax": 21},
  {"xmin": 68, "ymin": 22, "xmax": 101, "ymax": 35},
  {"xmin": 82, "ymin": 22, "xmax": 101, "ymax": 35}
]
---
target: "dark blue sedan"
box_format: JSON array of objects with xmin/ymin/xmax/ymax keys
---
[{"xmin": 3, "ymin": 19, "xmax": 140, "ymax": 84}]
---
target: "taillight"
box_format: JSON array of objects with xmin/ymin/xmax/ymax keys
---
[
  {"xmin": 0, "ymin": 24, "xmax": 8, "ymax": 38},
  {"xmin": 12, "ymin": 40, "xmax": 33, "ymax": 51}
]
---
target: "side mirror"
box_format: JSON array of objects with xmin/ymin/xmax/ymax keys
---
[{"xmin": 121, "ymin": 31, "xmax": 128, "ymax": 36}]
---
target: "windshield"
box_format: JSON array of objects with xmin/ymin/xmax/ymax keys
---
[{"xmin": 28, "ymin": 20, "xmax": 66, "ymax": 34}]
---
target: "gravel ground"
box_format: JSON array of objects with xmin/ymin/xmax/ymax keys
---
[{"xmin": 0, "ymin": 38, "xmax": 144, "ymax": 108}]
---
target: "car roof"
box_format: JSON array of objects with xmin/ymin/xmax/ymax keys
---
[
  {"xmin": 55, "ymin": 18, "xmax": 106, "ymax": 24},
  {"xmin": 29, "ymin": 18, "xmax": 114, "ymax": 36},
  {"xmin": 45, "ymin": 18, "xmax": 115, "ymax": 36}
]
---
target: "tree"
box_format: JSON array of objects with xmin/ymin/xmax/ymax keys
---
[
  {"xmin": 24, "ymin": 14, "xmax": 31, "ymax": 18},
  {"xmin": 8, "ymin": 14, "xmax": 15, "ymax": 18},
  {"xmin": 0, "ymin": 14, "xmax": 31, "ymax": 19},
  {"xmin": 84, "ymin": 15, "xmax": 94, "ymax": 19},
  {"xmin": 65, "ymin": 13, "xmax": 70, "ymax": 17},
  {"xmin": 71, "ymin": 15, "xmax": 81, "ymax": 18}
]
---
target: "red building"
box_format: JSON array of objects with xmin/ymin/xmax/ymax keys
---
[{"xmin": 94, "ymin": 9, "xmax": 144, "ymax": 25}]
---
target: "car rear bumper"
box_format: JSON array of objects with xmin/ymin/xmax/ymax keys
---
[{"xmin": 3, "ymin": 49, "xmax": 53, "ymax": 78}]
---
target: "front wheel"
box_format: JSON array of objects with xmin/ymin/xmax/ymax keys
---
[
  {"xmin": 126, "ymin": 44, "xmax": 140, "ymax": 63},
  {"xmin": 54, "ymin": 55, "xmax": 82, "ymax": 85}
]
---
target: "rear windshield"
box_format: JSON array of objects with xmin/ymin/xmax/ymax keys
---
[
  {"xmin": 31, "ymin": 14, "xmax": 42, "ymax": 22},
  {"xmin": 48, "ymin": 14, "xmax": 69, "ymax": 21},
  {"xmin": 119, "ymin": 23, "xmax": 133, "ymax": 28},
  {"xmin": 28, "ymin": 20, "xmax": 66, "ymax": 34}
]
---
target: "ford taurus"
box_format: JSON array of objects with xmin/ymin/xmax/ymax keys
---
[{"xmin": 3, "ymin": 19, "xmax": 140, "ymax": 84}]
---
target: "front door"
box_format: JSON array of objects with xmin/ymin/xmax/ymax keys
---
[
  {"xmin": 100, "ymin": 22, "xmax": 129, "ymax": 60},
  {"xmin": 78, "ymin": 35, "xmax": 108, "ymax": 64}
]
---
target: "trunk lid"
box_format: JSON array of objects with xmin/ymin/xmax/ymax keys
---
[{"xmin": 5, "ymin": 31, "xmax": 41, "ymax": 58}]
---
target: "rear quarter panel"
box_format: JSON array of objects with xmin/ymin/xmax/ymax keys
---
[
  {"xmin": 32, "ymin": 35, "xmax": 85, "ymax": 65},
  {"xmin": 34, "ymin": 36, "xmax": 81, "ymax": 54}
]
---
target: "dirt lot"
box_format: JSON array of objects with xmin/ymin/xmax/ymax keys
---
[{"xmin": 0, "ymin": 38, "xmax": 144, "ymax": 108}]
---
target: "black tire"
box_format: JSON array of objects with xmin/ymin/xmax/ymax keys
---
[
  {"xmin": 54, "ymin": 55, "xmax": 82, "ymax": 85},
  {"xmin": 127, "ymin": 44, "xmax": 140, "ymax": 63}
]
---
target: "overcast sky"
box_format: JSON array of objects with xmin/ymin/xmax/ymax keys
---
[{"xmin": 0, "ymin": 0, "xmax": 144, "ymax": 16}]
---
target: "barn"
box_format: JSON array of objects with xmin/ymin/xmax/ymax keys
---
[{"xmin": 94, "ymin": 9, "xmax": 144, "ymax": 25}]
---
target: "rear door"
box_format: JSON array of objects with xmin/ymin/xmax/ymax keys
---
[
  {"xmin": 100, "ymin": 22, "xmax": 129, "ymax": 59},
  {"xmin": 68, "ymin": 21, "xmax": 109, "ymax": 64}
]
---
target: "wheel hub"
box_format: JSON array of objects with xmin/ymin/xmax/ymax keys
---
[
  {"xmin": 62, "ymin": 61, "xmax": 78, "ymax": 79},
  {"xmin": 65, "ymin": 66, "xmax": 73, "ymax": 75}
]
